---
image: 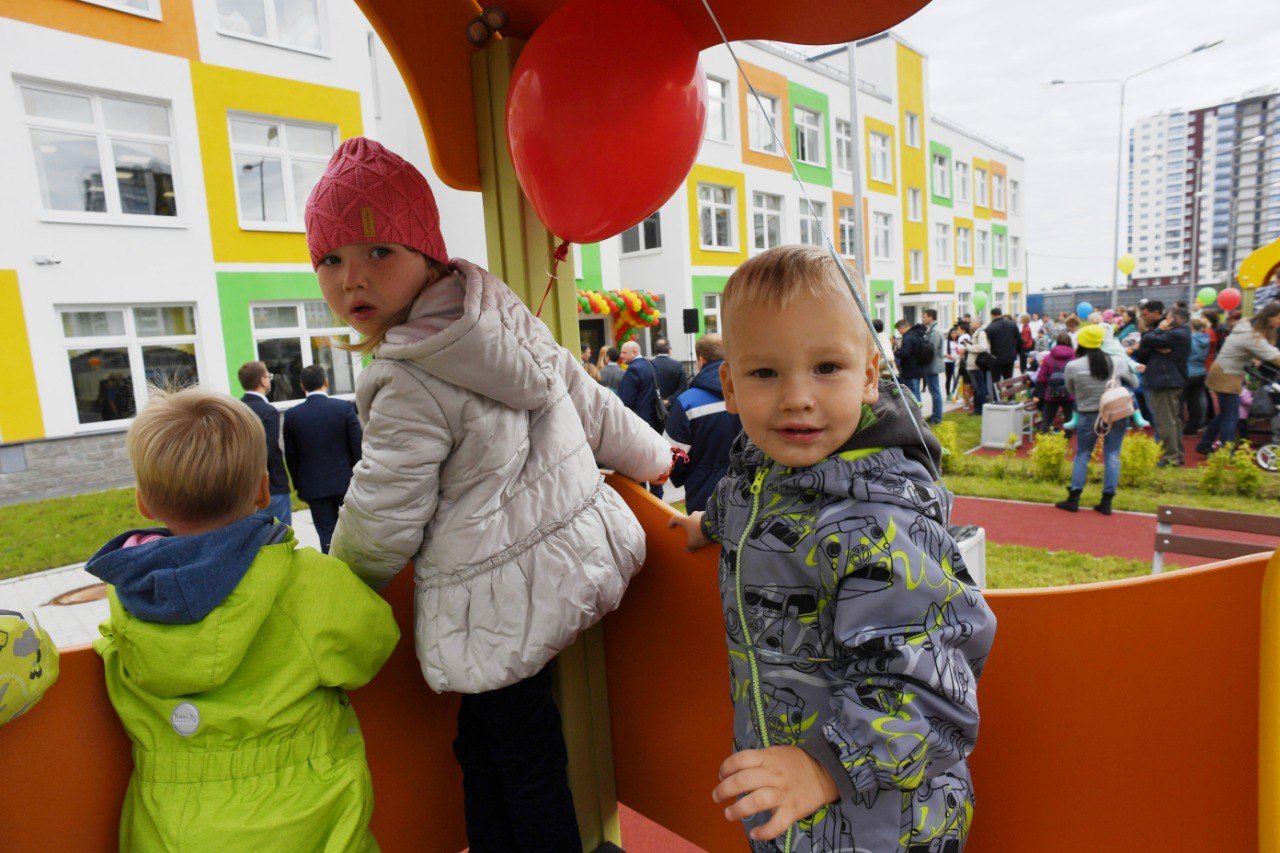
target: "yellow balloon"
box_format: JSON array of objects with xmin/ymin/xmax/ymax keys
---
[{"xmin": 1117, "ymin": 253, "xmax": 1136, "ymax": 275}]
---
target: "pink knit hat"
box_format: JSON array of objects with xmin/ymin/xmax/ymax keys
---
[{"xmin": 304, "ymin": 136, "xmax": 448, "ymax": 269}]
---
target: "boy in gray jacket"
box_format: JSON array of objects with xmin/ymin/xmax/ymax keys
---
[{"xmin": 671, "ymin": 246, "xmax": 995, "ymax": 852}]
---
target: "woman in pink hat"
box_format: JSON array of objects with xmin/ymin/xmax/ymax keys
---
[{"xmin": 306, "ymin": 137, "xmax": 672, "ymax": 850}]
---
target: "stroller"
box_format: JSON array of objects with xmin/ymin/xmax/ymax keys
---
[{"xmin": 1243, "ymin": 362, "xmax": 1280, "ymax": 472}]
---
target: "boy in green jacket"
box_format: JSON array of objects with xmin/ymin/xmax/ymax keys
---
[{"xmin": 87, "ymin": 387, "xmax": 399, "ymax": 852}]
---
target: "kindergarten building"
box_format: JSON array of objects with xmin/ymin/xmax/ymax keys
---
[{"xmin": 0, "ymin": 3, "xmax": 1022, "ymax": 502}]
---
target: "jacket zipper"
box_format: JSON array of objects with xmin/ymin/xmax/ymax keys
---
[{"xmin": 734, "ymin": 463, "xmax": 794, "ymax": 852}]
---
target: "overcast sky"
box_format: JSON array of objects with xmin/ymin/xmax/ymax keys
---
[{"xmin": 880, "ymin": 0, "xmax": 1280, "ymax": 292}]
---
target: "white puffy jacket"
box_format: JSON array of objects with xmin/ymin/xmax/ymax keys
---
[{"xmin": 330, "ymin": 260, "xmax": 670, "ymax": 694}]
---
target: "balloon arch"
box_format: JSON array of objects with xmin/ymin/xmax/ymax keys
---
[{"xmin": 576, "ymin": 288, "xmax": 663, "ymax": 344}]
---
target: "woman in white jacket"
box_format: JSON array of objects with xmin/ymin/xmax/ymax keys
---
[{"xmin": 305, "ymin": 138, "xmax": 672, "ymax": 851}]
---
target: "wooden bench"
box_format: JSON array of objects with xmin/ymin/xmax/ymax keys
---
[
  {"xmin": 1152, "ymin": 504, "xmax": 1280, "ymax": 573},
  {"xmin": 994, "ymin": 373, "xmax": 1041, "ymax": 439}
]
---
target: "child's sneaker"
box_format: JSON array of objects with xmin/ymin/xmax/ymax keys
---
[
  {"xmin": 1131, "ymin": 411, "xmax": 1150, "ymax": 428},
  {"xmin": 1061, "ymin": 413, "xmax": 1079, "ymax": 430}
]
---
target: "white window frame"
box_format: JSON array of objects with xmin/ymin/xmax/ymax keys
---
[
  {"xmin": 228, "ymin": 113, "xmax": 337, "ymax": 232},
  {"xmin": 702, "ymin": 292, "xmax": 722, "ymax": 335},
  {"xmin": 976, "ymin": 229, "xmax": 990, "ymax": 267},
  {"xmin": 958, "ymin": 291, "xmax": 972, "ymax": 321},
  {"xmin": 20, "ymin": 80, "xmax": 184, "ymax": 227},
  {"xmin": 215, "ymin": 0, "xmax": 330, "ymax": 57},
  {"xmin": 697, "ymin": 183, "xmax": 737, "ymax": 251},
  {"xmin": 931, "ymin": 152, "xmax": 951, "ymax": 199},
  {"xmin": 794, "ymin": 106, "xmax": 824, "ymax": 166},
  {"xmin": 934, "ymin": 222, "xmax": 951, "ymax": 265},
  {"xmin": 1010, "ymin": 235, "xmax": 1021, "ymax": 270},
  {"xmin": 1010, "ymin": 178, "xmax": 1020, "ymax": 214},
  {"xmin": 620, "ymin": 211, "xmax": 662, "ymax": 256},
  {"xmin": 909, "ymin": 249, "xmax": 924, "ymax": 284},
  {"xmin": 992, "ymin": 173, "xmax": 1006, "ymax": 212},
  {"xmin": 975, "ymin": 167, "xmax": 989, "ymax": 206},
  {"xmin": 705, "ymin": 76, "xmax": 731, "ymax": 143},
  {"xmin": 58, "ymin": 303, "xmax": 201, "ymax": 432},
  {"xmin": 798, "ymin": 200, "xmax": 825, "ymax": 247},
  {"xmin": 869, "ymin": 132, "xmax": 893, "ymax": 183},
  {"xmin": 956, "ymin": 225, "xmax": 972, "ymax": 266},
  {"xmin": 905, "ymin": 111, "xmax": 921, "ymax": 148},
  {"xmin": 994, "ymin": 232, "xmax": 1008, "ymax": 268},
  {"xmin": 955, "ymin": 161, "xmax": 970, "ymax": 203},
  {"xmin": 751, "ymin": 191, "xmax": 783, "ymax": 252},
  {"xmin": 907, "ymin": 187, "xmax": 923, "ymax": 223},
  {"xmin": 747, "ymin": 94, "xmax": 782, "ymax": 155},
  {"xmin": 838, "ymin": 206, "xmax": 857, "ymax": 258},
  {"xmin": 872, "ymin": 212, "xmax": 893, "ymax": 260},
  {"xmin": 249, "ymin": 299, "xmax": 360, "ymax": 404},
  {"xmin": 835, "ymin": 119, "xmax": 852, "ymax": 172},
  {"xmin": 77, "ymin": 0, "xmax": 162, "ymax": 19}
]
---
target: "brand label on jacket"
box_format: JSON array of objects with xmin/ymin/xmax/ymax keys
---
[{"xmin": 171, "ymin": 701, "xmax": 200, "ymax": 736}]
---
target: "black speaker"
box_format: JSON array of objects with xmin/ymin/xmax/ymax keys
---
[{"xmin": 682, "ymin": 308, "xmax": 700, "ymax": 335}]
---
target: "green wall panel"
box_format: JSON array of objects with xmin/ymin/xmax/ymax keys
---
[
  {"xmin": 787, "ymin": 81, "xmax": 833, "ymax": 189},
  {"xmin": 691, "ymin": 274, "xmax": 729, "ymax": 336},
  {"xmin": 216, "ymin": 272, "xmax": 325, "ymax": 392},
  {"xmin": 929, "ymin": 140, "xmax": 953, "ymax": 208}
]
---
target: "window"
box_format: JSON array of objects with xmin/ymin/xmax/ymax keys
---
[
  {"xmin": 838, "ymin": 206, "xmax": 856, "ymax": 257},
  {"xmin": 216, "ymin": 0, "xmax": 324, "ymax": 52},
  {"xmin": 931, "ymin": 152, "xmax": 950, "ymax": 198},
  {"xmin": 1010, "ymin": 179, "xmax": 1020, "ymax": 214},
  {"xmin": 60, "ymin": 305, "xmax": 199, "ymax": 426},
  {"xmin": 994, "ymin": 232, "xmax": 1007, "ymax": 268},
  {"xmin": 934, "ymin": 223, "xmax": 951, "ymax": 265},
  {"xmin": 77, "ymin": 0, "xmax": 161, "ymax": 19},
  {"xmin": 703, "ymin": 292, "xmax": 721, "ymax": 335},
  {"xmin": 956, "ymin": 226, "xmax": 972, "ymax": 265},
  {"xmin": 799, "ymin": 201, "xmax": 825, "ymax": 246},
  {"xmin": 752, "ymin": 192, "xmax": 783, "ymax": 251},
  {"xmin": 250, "ymin": 300, "xmax": 357, "ymax": 402},
  {"xmin": 907, "ymin": 187, "xmax": 923, "ymax": 222},
  {"xmin": 958, "ymin": 291, "xmax": 972, "ymax": 321},
  {"xmin": 976, "ymin": 229, "xmax": 990, "ymax": 266},
  {"xmin": 698, "ymin": 183, "xmax": 736, "ymax": 249},
  {"xmin": 872, "ymin": 212, "xmax": 892, "ymax": 260},
  {"xmin": 992, "ymin": 174, "xmax": 1006, "ymax": 212},
  {"xmin": 874, "ymin": 291, "xmax": 889, "ymax": 324},
  {"xmin": 870, "ymin": 132, "xmax": 892, "ymax": 183},
  {"xmin": 1010, "ymin": 235, "xmax": 1021, "ymax": 270},
  {"xmin": 794, "ymin": 107, "xmax": 823, "ymax": 165},
  {"xmin": 21, "ymin": 82, "xmax": 178, "ymax": 222},
  {"xmin": 909, "ymin": 249, "xmax": 924, "ymax": 284},
  {"xmin": 905, "ymin": 112, "xmax": 921, "ymax": 148},
  {"xmin": 835, "ymin": 119, "xmax": 852, "ymax": 172},
  {"xmin": 748, "ymin": 94, "xmax": 781, "ymax": 154},
  {"xmin": 955, "ymin": 161, "xmax": 970, "ymax": 202},
  {"xmin": 706, "ymin": 77, "xmax": 730, "ymax": 142},
  {"xmin": 621, "ymin": 211, "xmax": 661, "ymax": 254},
  {"xmin": 230, "ymin": 115, "xmax": 336, "ymax": 229},
  {"xmin": 975, "ymin": 167, "xmax": 988, "ymax": 206}
]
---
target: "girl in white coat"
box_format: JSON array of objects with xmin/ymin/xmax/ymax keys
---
[{"xmin": 305, "ymin": 138, "xmax": 673, "ymax": 851}]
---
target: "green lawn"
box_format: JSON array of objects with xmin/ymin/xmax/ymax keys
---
[{"xmin": 984, "ymin": 541, "xmax": 1159, "ymax": 589}]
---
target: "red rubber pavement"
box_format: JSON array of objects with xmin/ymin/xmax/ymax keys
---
[{"xmin": 950, "ymin": 495, "xmax": 1278, "ymax": 566}]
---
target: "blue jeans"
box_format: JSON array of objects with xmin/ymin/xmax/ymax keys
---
[
  {"xmin": 1198, "ymin": 392, "xmax": 1241, "ymax": 451},
  {"xmin": 1070, "ymin": 415, "xmax": 1127, "ymax": 493},
  {"xmin": 903, "ymin": 376, "xmax": 921, "ymax": 401},
  {"xmin": 968, "ymin": 370, "xmax": 989, "ymax": 413},
  {"xmin": 924, "ymin": 372, "xmax": 943, "ymax": 423},
  {"xmin": 267, "ymin": 492, "xmax": 292, "ymax": 528}
]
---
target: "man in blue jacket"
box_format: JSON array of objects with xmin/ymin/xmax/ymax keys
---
[
  {"xmin": 663, "ymin": 334, "xmax": 741, "ymax": 512},
  {"xmin": 283, "ymin": 365, "xmax": 363, "ymax": 552},
  {"xmin": 238, "ymin": 361, "xmax": 292, "ymax": 527}
]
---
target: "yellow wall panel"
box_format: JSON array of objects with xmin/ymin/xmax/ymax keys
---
[
  {"xmin": 896, "ymin": 43, "xmax": 928, "ymax": 293},
  {"xmin": 190, "ymin": 62, "xmax": 363, "ymax": 264},
  {"xmin": 953, "ymin": 215, "xmax": 974, "ymax": 276},
  {"xmin": 864, "ymin": 117, "xmax": 897, "ymax": 196},
  {"xmin": 686, "ymin": 164, "xmax": 748, "ymax": 268},
  {"xmin": 0, "ymin": 271, "xmax": 45, "ymax": 442},
  {"xmin": 935, "ymin": 278, "xmax": 955, "ymax": 293}
]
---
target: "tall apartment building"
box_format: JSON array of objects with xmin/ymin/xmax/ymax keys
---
[
  {"xmin": 1127, "ymin": 88, "xmax": 1280, "ymax": 288},
  {"xmin": 576, "ymin": 35, "xmax": 1027, "ymax": 362}
]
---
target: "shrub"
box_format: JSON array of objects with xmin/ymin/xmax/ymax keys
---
[
  {"xmin": 1198, "ymin": 444, "xmax": 1234, "ymax": 495},
  {"xmin": 1028, "ymin": 431, "xmax": 1069, "ymax": 483},
  {"xmin": 933, "ymin": 421, "xmax": 963, "ymax": 475},
  {"xmin": 1232, "ymin": 444, "xmax": 1264, "ymax": 496},
  {"xmin": 1119, "ymin": 432, "xmax": 1162, "ymax": 488}
]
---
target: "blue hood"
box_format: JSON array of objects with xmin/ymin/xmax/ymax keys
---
[
  {"xmin": 690, "ymin": 359, "xmax": 725, "ymax": 396},
  {"xmin": 86, "ymin": 510, "xmax": 283, "ymax": 625}
]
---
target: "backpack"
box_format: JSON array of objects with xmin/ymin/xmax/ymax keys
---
[
  {"xmin": 1094, "ymin": 360, "xmax": 1134, "ymax": 435},
  {"xmin": 915, "ymin": 336, "xmax": 936, "ymax": 367},
  {"xmin": 1045, "ymin": 362, "xmax": 1071, "ymax": 401},
  {"xmin": 647, "ymin": 361, "xmax": 670, "ymax": 430}
]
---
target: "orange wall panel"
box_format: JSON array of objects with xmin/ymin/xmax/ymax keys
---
[
  {"xmin": 0, "ymin": 0, "xmax": 199, "ymax": 60},
  {"xmin": 736, "ymin": 60, "xmax": 791, "ymax": 174}
]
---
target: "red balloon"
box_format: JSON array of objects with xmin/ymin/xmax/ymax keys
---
[
  {"xmin": 507, "ymin": 0, "xmax": 707, "ymax": 244},
  {"xmin": 1217, "ymin": 287, "xmax": 1242, "ymax": 312}
]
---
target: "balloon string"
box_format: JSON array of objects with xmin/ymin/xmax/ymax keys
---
[{"xmin": 536, "ymin": 239, "xmax": 571, "ymax": 319}]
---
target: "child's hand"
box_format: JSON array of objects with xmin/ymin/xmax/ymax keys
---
[
  {"xmin": 712, "ymin": 746, "xmax": 839, "ymax": 841},
  {"xmin": 668, "ymin": 511, "xmax": 711, "ymax": 551}
]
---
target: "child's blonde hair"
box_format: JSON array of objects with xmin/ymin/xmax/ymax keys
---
[
  {"xmin": 720, "ymin": 245, "xmax": 863, "ymax": 343},
  {"xmin": 127, "ymin": 387, "xmax": 266, "ymax": 524},
  {"xmin": 1191, "ymin": 315, "xmax": 1211, "ymax": 331},
  {"xmin": 340, "ymin": 253, "xmax": 450, "ymax": 358}
]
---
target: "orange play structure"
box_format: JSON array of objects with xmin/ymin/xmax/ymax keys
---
[{"xmin": 5, "ymin": 475, "xmax": 1279, "ymax": 850}]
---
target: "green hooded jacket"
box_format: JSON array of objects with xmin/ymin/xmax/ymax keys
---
[{"xmin": 88, "ymin": 518, "xmax": 399, "ymax": 852}]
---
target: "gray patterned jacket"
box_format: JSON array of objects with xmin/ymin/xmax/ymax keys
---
[{"xmin": 701, "ymin": 384, "xmax": 996, "ymax": 852}]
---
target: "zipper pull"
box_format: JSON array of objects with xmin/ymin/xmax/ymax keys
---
[{"xmin": 750, "ymin": 467, "xmax": 767, "ymax": 496}]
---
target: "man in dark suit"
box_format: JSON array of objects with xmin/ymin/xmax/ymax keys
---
[
  {"xmin": 238, "ymin": 360, "xmax": 292, "ymax": 527},
  {"xmin": 651, "ymin": 339, "xmax": 690, "ymax": 409},
  {"xmin": 283, "ymin": 365, "xmax": 363, "ymax": 552},
  {"xmin": 983, "ymin": 307, "xmax": 1023, "ymax": 383},
  {"xmin": 618, "ymin": 340, "xmax": 667, "ymax": 497}
]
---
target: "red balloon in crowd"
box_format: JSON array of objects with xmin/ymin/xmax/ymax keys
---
[
  {"xmin": 1217, "ymin": 287, "xmax": 1242, "ymax": 312},
  {"xmin": 506, "ymin": 0, "xmax": 707, "ymax": 244}
]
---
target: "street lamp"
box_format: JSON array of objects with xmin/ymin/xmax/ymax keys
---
[{"xmin": 1047, "ymin": 39, "xmax": 1223, "ymax": 310}]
